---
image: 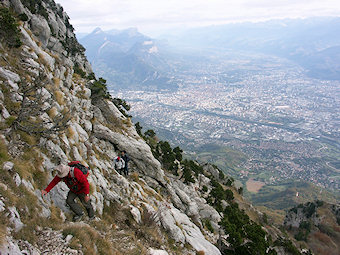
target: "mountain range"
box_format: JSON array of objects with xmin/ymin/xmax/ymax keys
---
[
  {"xmin": 161, "ymin": 17, "xmax": 340, "ymax": 80},
  {"xmin": 79, "ymin": 27, "xmax": 178, "ymax": 91},
  {"xmin": 81, "ymin": 17, "xmax": 340, "ymax": 86}
]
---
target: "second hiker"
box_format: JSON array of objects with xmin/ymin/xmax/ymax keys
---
[{"xmin": 114, "ymin": 156, "xmax": 125, "ymax": 175}]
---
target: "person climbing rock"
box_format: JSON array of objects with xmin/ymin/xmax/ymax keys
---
[
  {"xmin": 41, "ymin": 164, "xmax": 94, "ymax": 221},
  {"xmin": 114, "ymin": 156, "xmax": 125, "ymax": 175},
  {"xmin": 121, "ymin": 150, "xmax": 130, "ymax": 176}
]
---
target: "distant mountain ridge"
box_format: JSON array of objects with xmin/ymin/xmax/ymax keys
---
[
  {"xmin": 163, "ymin": 17, "xmax": 340, "ymax": 80},
  {"xmin": 79, "ymin": 27, "xmax": 178, "ymax": 90}
]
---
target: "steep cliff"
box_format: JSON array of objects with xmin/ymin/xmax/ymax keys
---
[{"xmin": 0, "ymin": 1, "xmax": 303, "ymax": 255}]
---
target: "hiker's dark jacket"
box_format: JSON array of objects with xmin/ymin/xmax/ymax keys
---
[
  {"xmin": 122, "ymin": 154, "xmax": 129, "ymax": 169},
  {"xmin": 45, "ymin": 167, "xmax": 89, "ymax": 195}
]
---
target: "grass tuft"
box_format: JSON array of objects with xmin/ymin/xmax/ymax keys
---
[
  {"xmin": 48, "ymin": 107, "xmax": 58, "ymax": 119},
  {"xmin": 67, "ymin": 126, "xmax": 76, "ymax": 139},
  {"xmin": 54, "ymin": 90, "xmax": 65, "ymax": 105},
  {"xmin": 62, "ymin": 225, "xmax": 114, "ymax": 255}
]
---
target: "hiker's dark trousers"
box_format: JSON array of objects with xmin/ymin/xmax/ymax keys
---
[
  {"xmin": 123, "ymin": 167, "xmax": 129, "ymax": 176},
  {"xmin": 66, "ymin": 191, "xmax": 94, "ymax": 217}
]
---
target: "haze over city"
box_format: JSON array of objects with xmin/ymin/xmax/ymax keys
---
[{"xmin": 55, "ymin": 0, "xmax": 340, "ymax": 36}]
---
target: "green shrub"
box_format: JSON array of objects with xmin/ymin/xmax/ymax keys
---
[
  {"xmin": 220, "ymin": 202, "xmax": 274, "ymax": 254},
  {"xmin": 0, "ymin": 7, "xmax": 22, "ymax": 47},
  {"xmin": 219, "ymin": 171, "xmax": 225, "ymax": 180},
  {"xmin": 111, "ymin": 98, "xmax": 131, "ymax": 118},
  {"xmin": 182, "ymin": 159, "xmax": 203, "ymax": 177},
  {"xmin": 294, "ymin": 231, "xmax": 307, "ymax": 241},
  {"xmin": 87, "ymin": 72, "xmax": 96, "ymax": 80},
  {"xmin": 204, "ymin": 219, "xmax": 214, "ymax": 233},
  {"xmin": 5, "ymin": 116, "xmax": 16, "ymax": 127},
  {"xmin": 74, "ymin": 63, "xmax": 86, "ymax": 78},
  {"xmin": 299, "ymin": 221, "xmax": 311, "ymax": 231},
  {"xmin": 90, "ymin": 77, "xmax": 111, "ymax": 99},
  {"xmin": 225, "ymin": 177, "xmax": 234, "ymax": 186},
  {"xmin": 183, "ymin": 167, "xmax": 194, "ymax": 184},
  {"xmin": 274, "ymin": 237, "xmax": 301, "ymax": 255},
  {"xmin": 262, "ymin": 213, "xmax": 268, "ymax": 224},
  {"xmin": 303, "ymin": 202, "xmax": 316, "ymax": 218},
  {"xmin": 61, "ymin": 36, "xmax": 85, "ymax": 56},
  {"xmin": 135, "ymin": 122, "xmax": 143, "ymax": 136},
  {"xmin": 21, "ymin": 0, "xmax": 48, "ymax": 19},
  {"xmin": 145, "ymin": 129, "xmax": 156, "ymax": 138},
  {"xmin": 18, "ymin": 13, "xmax": 28, "ymax": 21},
  {"xmin": 173, "ymin": 146, "xmax": 183, "ymax": 161},
  {"xmin": 225, "ymin": 189, "xmax": 234, "ymax": 201}
]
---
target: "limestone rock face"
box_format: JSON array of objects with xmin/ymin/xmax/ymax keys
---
[
  {"xmin": 93, "ymin": 123, "xmax": 165, "ymax": 183},
  {"xmin": 168, "ymin": 179, "xmax": 221, "ymax": 228},
  {"xmin": 0, "ymin": 237, "xmax": 22, "ymax": 255},
  {"xmin": 0, "ymin": 67, "xmax": 21, "ymax": 83},
  {"xmin": 158, "ymin": 205, "xmax": 222, "ymax": 255},
  {"xmin": 30, "ymin": 15, "xmax": 51, "ymax": 46}
]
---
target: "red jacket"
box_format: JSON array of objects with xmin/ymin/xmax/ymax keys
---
[{"xmin": 45, "ymin": 167, "xmax": 89, "ymax": 195}]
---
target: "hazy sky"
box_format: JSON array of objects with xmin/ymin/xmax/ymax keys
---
[{"xmin": 55, "ymin": 0, "xmax": 340, "ymax": 36}]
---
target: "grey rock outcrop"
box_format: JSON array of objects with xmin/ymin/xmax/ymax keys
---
[
  {"xmin": 30, "ymin": 15, "xmax": 51, "ymax": 46},
  {"xmin": 147, "ymin": 248, "xmax": 169, "ymax": 255},
  {"xmin": 0, "ymin": 237, "xmax": 22, "ymax": 255},
  {"xmin": 93, "ymin": 123, "xmax": 165, "ymax": 183},
  {"xmin": 158, "ymin": 205, "xmax": 221, "ymax": 255},
  {"xmin": 8, "ymin": 206, "xmax": 24, "ymax": 232},
  {"xmin": 3, "ymin": 161, "xmax": 14, "ymax": 171}
]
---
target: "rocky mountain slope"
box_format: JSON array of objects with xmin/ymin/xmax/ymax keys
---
[
  {"xmin": 284, "ymin": 201, "xmax": 340, "ymax": 255},
  {"xmin": 0, "ymin": 0, "xmax": 312, "ymax": 254}
]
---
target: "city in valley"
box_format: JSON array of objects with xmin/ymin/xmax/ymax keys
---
[{"xmin": 115, "ymin": 52, "xmax": 340, "ymax": 194}]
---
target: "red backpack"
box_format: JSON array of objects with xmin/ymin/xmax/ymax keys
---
[
  {"xmin": 65, "ymin": 161, "xmax": 90, "ymax": 192},
  {"xmin": 68, "ymin": 161, "xmax": 90, "ymax": 178}
]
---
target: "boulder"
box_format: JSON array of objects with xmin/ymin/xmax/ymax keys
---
[
  {"xmin": 199, "ymin": 204, "xmax": 221, "ymax": 223},
  {"xmin": 0, "ymin": 67, "xmax": 20, "ymax": 83},
  {"xmin": 0, "ymin": 199, "xmax": 5, "ymax": 212},
  {"xmin": 74, "ymin": 123, "xmax": 89, "ymax": 142},
  {"xmin": 3, "ymin": 161, "xmax": 14, "ymax": 171},
  {"xmin": 158, "ymin": 205, "xmax": 221, "ymax": 255},
  {"xmin": 129, "ymin": 205, "xmax": 142, "ymax": 224},
  {"xmin": 29, "ymin": 15, "xmax": 51, "ymax": 47},
  {"xmin": 13, "ymin": 173, "xmax": 21, "ymax": 186},
  {"xmin": 158, "ymin": 205, "xmax": 185, "ymax": 243},
  {"xmin": 9, "ymin": 0, "xmax": 25, "ymax": 14},
  {"xmin": 48, "ymin": 180, "xmax": 70, "ymax": 213},
  {"xmin": 43, "ymin": 139, "xmax": 68, "ymax": 162},
  {"xmin": 0, "ymin": 237, "xmax": 22, "ymax": 255},
  {"xmin": 8, "ymin": 206, "xmax": 24, "ymax": 232},
  {"xmin": 147, "ymin": 248, "xmax": 169, "ymax": 255}
]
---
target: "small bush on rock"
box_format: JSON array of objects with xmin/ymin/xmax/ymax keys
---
[{"xmin": 0, "ymin": 7, "xmax": 22, "ymax": 47}]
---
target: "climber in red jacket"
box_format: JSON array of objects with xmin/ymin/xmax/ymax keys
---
[{"xmin": 41, "ymin": 164, "xmax": 94, "ymax": 221}]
